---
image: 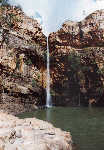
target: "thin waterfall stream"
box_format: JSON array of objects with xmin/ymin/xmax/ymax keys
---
[{"xmin": 46, "ymin": 36, "xmax": 52, "ymax": 107}]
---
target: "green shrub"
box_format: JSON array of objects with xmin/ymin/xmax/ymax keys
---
[
  {"xmin": 37, "ymin": 74, "xmax": 40, "ymax": 79},
  {"xmin": 16, "ymin": 59, "xmax": 20, "ymax": 70},
  {"xmin": 25, "ymin": 59, "xmax": 32, "ymax": 65},
  {"xmin": 96, "ymin": 86, "xmax": 104, "ymax": 95},
  {"xmin": 50, "ymin": 89, "xmax": 56, "ymax": 96},
  {"xmin": 68, "ymin": 52, "xmax": 81, "ymax": 72},
  {"xmin": 98, "ymin": 66, "xmax": 104, "ymax": 75},
  {"xmin": 32, "ymin": 79, "xmax": 37, "ymax": 87}
]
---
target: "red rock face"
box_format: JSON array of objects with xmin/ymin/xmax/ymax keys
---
[
  {"xmin": 0, "ymin": 5, "xmax": 47, "ymax": 114},
  {"xmin": 49, "ymin": 10, "xmax": 104, "ymax": 49},
  {"xmin": 0, "ymin": 5, "xmax": 47, "ymax": 49},
  {"xmin": 49, "ymin": 10, "xmax": 104, "ymax": 106}
]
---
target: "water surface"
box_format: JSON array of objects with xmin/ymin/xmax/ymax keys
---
[{"xmin": 17, "ymin": 107, "xmax": 104, "ymax": 150}]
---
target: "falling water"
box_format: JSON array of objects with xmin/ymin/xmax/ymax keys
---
[{"xmin": 46, "ymin": 36, "xmax": 52, "ymax": 107}]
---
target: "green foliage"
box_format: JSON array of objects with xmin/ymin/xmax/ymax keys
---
[
  {"xmin": 96, "ymin": 86, "xmax": 104, "ymax": 95},
  {"xmin": 37, "ymin": 73, "xmax": 40, "ymax": 79},
  {"xmin": 97, "ymin": 66, "xmax": 104, "ymax": 75},
  {"xmin": 67, "ymin": 52, "xmax": 91, "ymax": 100},
  {"xmin": 68, "ymin": 51, "xmax": 94, "ymax": 73},
  {"xmin": 81, "ymin": 65, "xmax": 90, "ymax": 72},
  {"xmin": 50, "ymin": 89, "xmax": 56, "ymax": 96},
  {"xmin": 26, "ymin": 59, "xmax": 32, "ymax": 65},
  {"xmin": 16, "ymin": 59, "xmax": 19, "ymax": 70},
  {"xmin": 32, "ymin": 79, "xmax": 37, "ymax": 87},
  {"xmin": 68, "ymin": 52, "xmax": 81, "ymax": 74},
  {"xmin": 12, "ymin": 73, "xmax": 17, "ymax": 78}
]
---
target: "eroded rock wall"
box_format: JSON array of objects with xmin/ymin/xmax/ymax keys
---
[
  {"xmin": 0, "ymin": 5, "xmax": 47, "ymax": 114},
  {"xmin": 49, "ymin": 9, "xmax": 104, "ymax": 106}
]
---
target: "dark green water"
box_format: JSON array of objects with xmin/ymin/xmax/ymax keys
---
[{"xmin": 17, "ymin": 107, "xmax": 104, "ymax": 150}]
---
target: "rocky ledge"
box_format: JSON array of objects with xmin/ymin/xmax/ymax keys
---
[{"xmin": 0, "ymin": 112, "xmax": 72, "ymax": 150}]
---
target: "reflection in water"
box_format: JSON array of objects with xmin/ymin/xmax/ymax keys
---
[{"xmin": 46, "ymin": 108, "xmax": 52, "ymax": 122}]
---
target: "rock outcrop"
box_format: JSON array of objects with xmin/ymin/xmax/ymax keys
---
[
  {"xmin": 0, "ymin": 5, "xmax": 47, "ymax": 114},
  {"xmin": 49, "ymin": 9, "xmax": 104, "ymax": 106},
  {"xmin": 0, "ymin": 112, "xmax": 72, "ymax": 150}
]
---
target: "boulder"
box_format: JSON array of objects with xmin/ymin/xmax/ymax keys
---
[{"xmin": 0, "ymin": 113, "xmax": 72, "ymax": 150}]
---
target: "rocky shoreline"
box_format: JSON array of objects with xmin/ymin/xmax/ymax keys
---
[{"xmin": 0, "ymin": 112, "xmax": 72, "ymax": 150}]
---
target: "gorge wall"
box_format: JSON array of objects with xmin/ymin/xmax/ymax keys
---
[
  {"xmin": 1, "ymin": 5, "xmax": 104, "ymax": 112},
  {"xmin": 49, "ymin": 9, "xmax": 104, "ymax": 106},
  {"xmin": 0, "ymin": 5, "xmax": 47, "ymax": 114}
]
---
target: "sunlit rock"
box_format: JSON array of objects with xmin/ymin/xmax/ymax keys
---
[
  {"xmin": 0, "ymin": 113, "xmax": 72, "ymax": 150},
  {"xmin": 0, "ymin": 5, "xmax": 47, "ymax": 114}
]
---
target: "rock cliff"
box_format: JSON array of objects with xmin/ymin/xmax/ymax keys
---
[
  {"xmin": 1, "ymin": 5, "xmax": 104, "ymax": 110},
  {"xmin": 49, "ymin": 9, "xmax": 104, "ymax": 106},
  {"xmin": 0, "ymin": 5, "xmax": 47, "ymax": 114}
]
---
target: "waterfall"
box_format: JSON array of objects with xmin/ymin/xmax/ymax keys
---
[{"xmin": 46, "ymin": 36, "xmax": 52, "ymax": 108}]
